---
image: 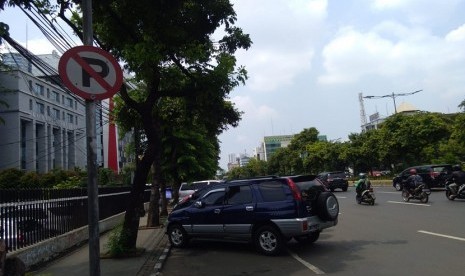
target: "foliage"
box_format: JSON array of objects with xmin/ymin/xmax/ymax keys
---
[
  {"xmin": 0, "ymin": 168, "xmax": 85, "ymax": 188},
  {"xmin": 0, "ymin": 168, "xmax": 24, "ymax": 188},
  {"xmin": 227, "ymin": 158, "xmax": 268, "ymax": 179},
  {"xmin": 53, "ymin": 176, "xmax": 82, "ymax": 189},
  {"xmin": 19, "ymin": 171, "xmax": 41, "ymax": 188},
  {"xmin": 104, "ymin": 223, "xmax": 132, "ymax": 257},
  {"xmin": 98, "ymin": 168, "xmax": 116, "ymax": 186},
  {"xmin": 226, "ymin": 111, "xmax": 465, "ymax": 179}
]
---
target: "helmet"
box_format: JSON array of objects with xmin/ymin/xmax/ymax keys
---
[
  {"xmin": 359, "ymin": 173, "xmax": 367, "ymax": 179},
  {"xmin": 453, "ymin": 165, "xmax": 462, "ymax": 171},
  {"xmin": 409, "ymin": 168, "xmax": 417, "ymax": 175}
]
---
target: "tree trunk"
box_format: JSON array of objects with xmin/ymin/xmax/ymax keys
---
[
  {"xmin": 147, "ymin": 164, "xmax": 161, "ymax": 227},
  {"xmin": 121, "ymin": 144, "xmax": 155, "ymax": 250},
  {"xmin": 160, "ymin": 182, "xmax": 168, "ymax": 216}
]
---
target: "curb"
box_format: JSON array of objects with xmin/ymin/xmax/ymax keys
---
[{"xmin": 152, "ymin": 243, "xmax": 171, "ymax": 276}]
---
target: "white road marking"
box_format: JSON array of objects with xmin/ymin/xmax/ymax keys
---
[
  {"xmin": 387, "ymin": 200, "xmax": 430, "ymax": 207},
  {"xmin": 337, "ymin": 196, "xmax": 347, "ymax": 199},
  {"xmin": 378, "ymin": 191, "xmax": 401, "ymax": 194},
  {"xmin": 288, "ymin": 250, "xmax": 325, "ymax": 274},
  {"xmin": 418, "ymin": 230, "xmax": 465, "ymax": 241}
]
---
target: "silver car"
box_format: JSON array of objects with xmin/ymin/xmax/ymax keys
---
[{"xmin": 178, "ymin": 180, "xmax": 220, "ymax": 200}]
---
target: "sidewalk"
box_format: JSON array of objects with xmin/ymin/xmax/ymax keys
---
[{"xmin": 28, "ymin": 216, "xmax": 171, "ymax": 276}]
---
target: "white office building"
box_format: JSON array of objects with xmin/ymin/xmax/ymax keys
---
[{"xmin": 0, "ymin": 53, "xmax": 87, "ymax": 172}]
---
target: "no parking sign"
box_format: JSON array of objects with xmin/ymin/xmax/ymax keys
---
[{"xmin": 58, "ymin": 46, "xmax": 123, "ymax": 100}]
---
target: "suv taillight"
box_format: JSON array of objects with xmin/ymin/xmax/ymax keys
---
[{"xmin": 287, "ymin": 179, "xmax": 302, "ymax": 201}]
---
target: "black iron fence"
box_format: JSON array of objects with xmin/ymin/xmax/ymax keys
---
[{"xmin": 0, "ymin": 187, "xmax": 150, "ymax": 252}]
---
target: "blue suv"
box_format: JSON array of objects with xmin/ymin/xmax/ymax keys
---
[{"xmin": 166, "ymin": 175, "xmax": 339, "ymax": 255}]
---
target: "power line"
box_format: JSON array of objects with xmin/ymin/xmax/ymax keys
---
[{"xmin": 363, "ymin": 89, "xmax": 423, "ymax": 114}]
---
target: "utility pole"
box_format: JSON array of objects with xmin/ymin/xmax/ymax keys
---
[
  {"xmin": 363, "ymin": 90, "xmax": 422, "ymax": 114},
  {"xmin": 82, "ymin": 0, "xmax": 101, "ymax": 275}
]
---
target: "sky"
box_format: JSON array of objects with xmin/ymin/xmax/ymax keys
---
[{"xmin": 2, "ymin": 0, "xmax": 465, "ymax": 171}]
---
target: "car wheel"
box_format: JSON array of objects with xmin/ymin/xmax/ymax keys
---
[
  {"xmin": 168, "ymin": 224, "xmax": 189, "ymax": 248},
  {"xmin": 254, "ymin": 225, "xmax": 283, "ymax": 256},
  {"xmin": 294, "ymin": 231, "xmax": 320, "ymax": 244},
  {"xmin": 395, "ymin": 183, "xmax": 402, "ymax": 191},
  {"xmin": 316, "ymin": 192, "xmax": 339, "ymax": 221}
]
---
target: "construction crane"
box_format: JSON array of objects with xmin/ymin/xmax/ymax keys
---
[{"xmin": 363, "ymin": 89, "xmax": 423, "ymax": 114}]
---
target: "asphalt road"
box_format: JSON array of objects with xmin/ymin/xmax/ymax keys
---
[{"xmin": 161, "ymin": 187, "xmax": 465, "ymax": 276}]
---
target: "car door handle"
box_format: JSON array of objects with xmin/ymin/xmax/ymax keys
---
[
  {"xmin": 214, "ymin": 209, "xmax": 221, "ymax": 214},
  {"xmin": 245, "ymin": 206, "xmax": 254, "ymax": 211}
]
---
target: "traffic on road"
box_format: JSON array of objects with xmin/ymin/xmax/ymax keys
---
[{"xmin": 161, "ymin": 186, "xmax": 464, "ymax": 276}]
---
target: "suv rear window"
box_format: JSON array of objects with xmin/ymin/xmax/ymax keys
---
[
  {"xmin": 432, "ymin": 166, "xmax": 451, "ymax": 173},
  {"xmin": 258, "ymin": 181, "xmax": 287, "ymax": 202},
  {"xmin": 328, "ymin": 172, "xmax": 346, "ymax": 178}
]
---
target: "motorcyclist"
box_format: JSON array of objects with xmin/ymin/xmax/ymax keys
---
[
  {"xmin": 355, "ymin": 173, "xmax": 371, "ymax": 199},
  {"xmin": 449, "ymin": 165, "xmax": 465, "ymax": 196},
  {"xmin": 405, "ymin": 168, "xmax": 423, "ymax": 195}
]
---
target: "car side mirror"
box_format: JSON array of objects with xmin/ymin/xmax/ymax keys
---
[{"xmin": 194, "ymin": 201, "xmax": 204, "ymax": 208}]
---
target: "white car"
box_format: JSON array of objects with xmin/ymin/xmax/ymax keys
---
[{"xmin": 178, "ymin": 180, "xmax": 220, "ymax": 200}]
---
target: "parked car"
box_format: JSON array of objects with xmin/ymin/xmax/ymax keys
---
[
  {"xmin": 317, "ymin": 171, "xmax": 349, "ymax": 192},
  {"xmin": 167, "ymin": 175, "xmax": 339, "ymax": 255},
  {"xmin": 178, "ymin": 180, "xmax": 221, "ymax": 200},
  {"xmin": 1, "ymin": 205, "xmax": 68, "ymax": 250},
  {"xmin": 392, "ymin": 164, "xmax": 453, "ymax": 191}
]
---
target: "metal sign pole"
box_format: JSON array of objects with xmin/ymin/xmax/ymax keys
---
[{"xmin": 82, "ymin": 0, "xmax": 100, "ymax": 275}]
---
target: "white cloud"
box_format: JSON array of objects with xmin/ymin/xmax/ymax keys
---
[
  {"xmin": 240, "ymin": 49, "xmax": 314, "ymax": 91},
  {"xmin": 232, "ymin": 95, "xmax": 278, "ymax": 121},
  {"xmin": 371, "ymin": 0, "xmax": 408, "ymax": 10},
  {"xmin": 317, "ymin": 21, "xmax": 465, "ymax": 85},
  {"xmin": 446, "ymin": 24, "xmax": 465, "ymax": 42},
  {"xmin": 289, "ymin": 0, "xmax": 328, "ymax": 18}
]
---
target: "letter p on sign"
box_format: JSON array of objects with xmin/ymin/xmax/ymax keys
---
[{"xmin": 59, "ymin": 46, "xmax": 123, "ymax": 100}]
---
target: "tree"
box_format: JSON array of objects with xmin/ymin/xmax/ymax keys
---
[
  {"xmin": 288, "ymin": 127, "xmax": 319, "ymax": 153},
  {"xmin": 89, "ymin": 0, "xmax": 251, "ymax": 250},
  {"xmin": 2, "ymin": 0, "xmax": 251, "ymax": 251}
]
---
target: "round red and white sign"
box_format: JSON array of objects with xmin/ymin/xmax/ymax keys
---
[{"xmin": 59, "ymin": 46, "xmax": 123, "ymax": 100}]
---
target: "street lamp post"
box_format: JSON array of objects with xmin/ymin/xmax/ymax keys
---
[{"xmin": 363, "ymin": 90, "xmax": 422, "ymax": 114}]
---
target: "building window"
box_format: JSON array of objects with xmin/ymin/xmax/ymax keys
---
[
  {"xmin": 62, "ymin": 95, "xmax": 65, "ymax": 104},
  {"xmin": 74, "ymin": 100, "xmax": 77, "ymax": 110},
  {"xmin": 47, "ymin": 106, "xmax": 51, "ymax": 116},
  {"xmin": 53, "ymin": 108, "xmax": 60, "ymax": 119},
  {"xmin": 75, "ymin": 116, "xmax": 78, "ymax": 125},
  {"xmin": 62, "ymin": 111, "xmax": 65, "ymax": 121},
  {"xmin": 52, "ymin": 91, "xmax": 60, "ymax": 102},
  {"xmin": 36, "ymin": 102, "xmax": 45, "ymax": 114},
  {"xmin": 47, "ymin": 88, "xmax": 50, "ymax": 98},
  {"xmin": 66, "ymin": 97, "xmax": 73, "ymax": 108},
  {"xmin": 29, "ymin": 99, "xmax": 33, "ymax": 110},
  {"xmin": 34, "ymin": 83, "xmax": 45, "ymax": 96},
  {"xmin": 67, "ymin": 113, "xmax": 73, "ymax": 123},
  {"xmin": 28, "ymin": 80, "xmax": 33, "ymax": 91}
]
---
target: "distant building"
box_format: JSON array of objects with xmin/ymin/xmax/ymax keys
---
[
  {"xmin": 239, "ymin": 154, "xmax": 250, "ymax": 167},
  {"xmin": 361, "ymin": 102, "xmax": 420, "ymax": 132},
  {"xmin": 262, "ymin": 135, "xmax": 294, "ymax": 161}
]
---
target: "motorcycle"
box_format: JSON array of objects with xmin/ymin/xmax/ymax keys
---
[
  {"xmin": 445, "ymin": 180, "xmax": 465, "ymax": 200},
  {"xmin": 356, "ymin": 187, "xmax": 376, "ymax": 205},
  {"xmin": 402, "ymin": 183, "xmax": 430, "ymax": 203}
]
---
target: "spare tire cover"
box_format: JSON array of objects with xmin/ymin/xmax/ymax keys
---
[{"xmin": 316, "ymin": 192, "xmax": 339, "ymax": 221}]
